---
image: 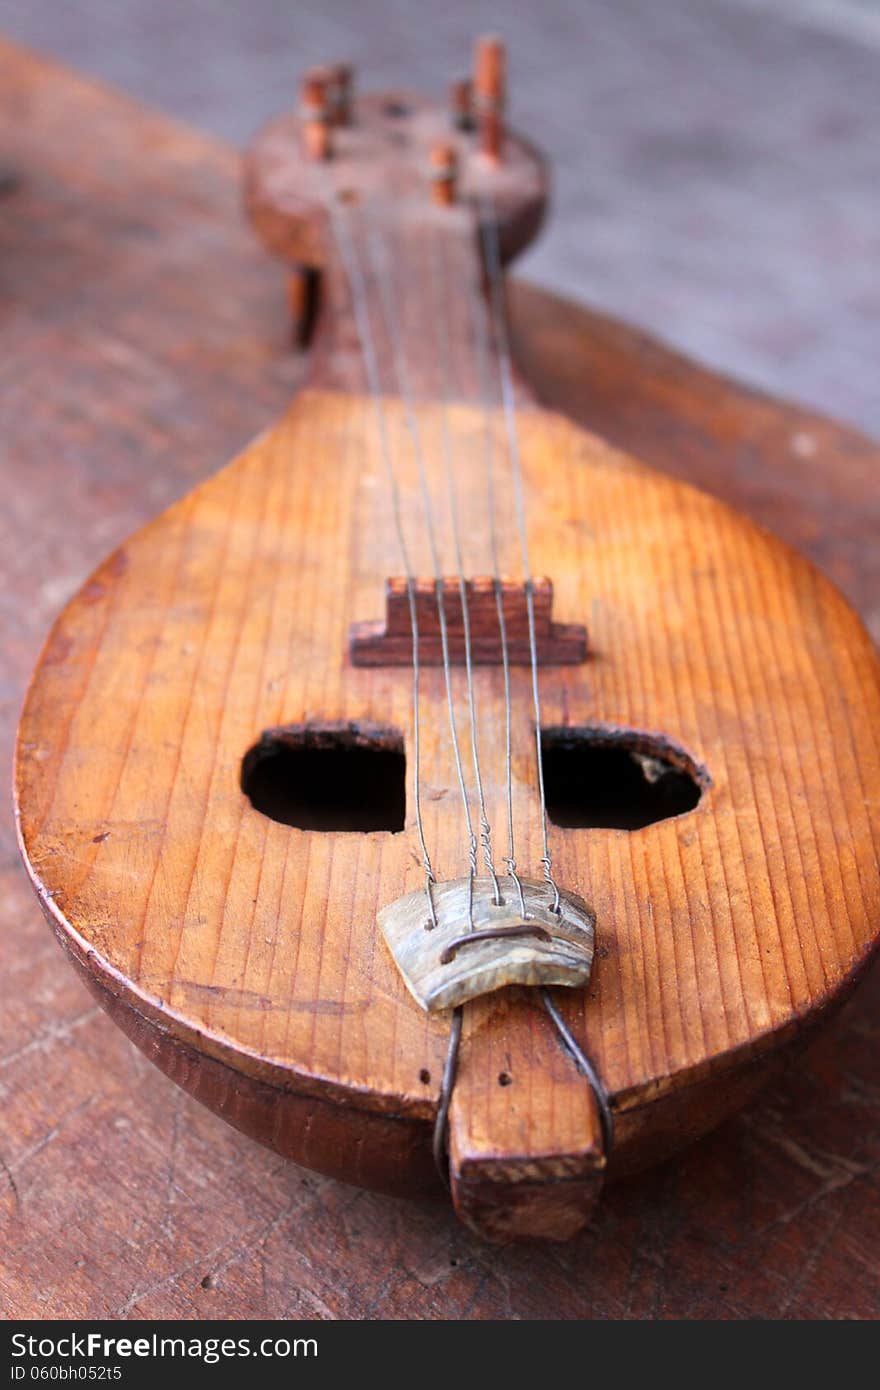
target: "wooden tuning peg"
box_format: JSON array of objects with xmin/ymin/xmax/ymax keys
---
[
  {"xmin": 473, "ymin": 34, "xmax": 506, "ymax": 162},
  {"xmin": 429, "ymin": 142, "xmax": 458, "ymax": 206},
  {"xmin": 300, "ymin": 66, "xmax": 333, "ymax": 160},
  {"xmin": 449, "ymin": 78, "xmax": 474, "ymax": 132},
  {"xmin": 330, "ymin": 63, "xmax": 354, "ymax": 126}
]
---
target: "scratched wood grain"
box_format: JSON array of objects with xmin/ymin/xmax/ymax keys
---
[{"xmin": 2, "ymin": 37, "xmax": 880, "ymax": 1310}]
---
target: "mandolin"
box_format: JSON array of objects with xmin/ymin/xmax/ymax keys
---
[{"xmin": 15, "ymin": 37, "xmax": 880, "ymax": 1242}]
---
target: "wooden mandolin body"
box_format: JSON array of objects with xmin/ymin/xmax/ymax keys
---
[
  {"xmin": 15, "ymin": 54, "xmax": 880, "ymax": 1240},
  {"xmin": 16, "ymin": 385, "xmax": 880, "ymax": 1233}
]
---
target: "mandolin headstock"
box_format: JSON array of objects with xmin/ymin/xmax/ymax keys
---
[{"xmin": 245, "ymin": 36, "xmax": 548, "ymax": 281}]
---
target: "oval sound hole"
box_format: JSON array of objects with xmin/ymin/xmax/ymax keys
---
[
  {"xmin": 241, "ymin": 723, "xmax": 405, "ymax": 832},
  {"xmin": 540, "ymin": 727, "xmax": 706, "ymax": 831}
]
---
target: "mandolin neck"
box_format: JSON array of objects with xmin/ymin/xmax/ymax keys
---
[{"xmin": 306, "ymin": 200, "xmax": 536, "ymax": 411}]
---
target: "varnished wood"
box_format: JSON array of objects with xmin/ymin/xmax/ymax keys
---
[
  {"xmin": 5, "ymin": 38, "xmax": 880, "ymax": 1302},
  {"xmin": 15, "ymin": 62, "xmax": 880, "ymax": 1239},
  {"xmin": 449, "ymin": 997, "xmax": 606, "ymax": 1242},
  {"xmin": 15, "ymin": 66, "xmax": 880, "ymax": 1239},
  {"xmin": 245, "ymin": 91, "xmax": 547, "ymax": 276},
  {"xmin": 18, "ymin": 393, "xmax": 880, "ymax": 1230}
]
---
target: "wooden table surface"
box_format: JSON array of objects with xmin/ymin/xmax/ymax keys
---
[{"xmin": 1, "ymin": 38, "xmax": 879, "ymax": 1319}]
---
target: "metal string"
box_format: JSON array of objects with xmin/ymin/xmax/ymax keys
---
[
  {"xmin": 434, "ymin": 991, "xmax": 612, "ymax": 1190},
  {"xmin": 333, "ymin": 195, "xmax": 611, "ymax": 1183},
  {"xmin": 432, "ymin": 1004, "xmax": 462, "ymax": 1187},
  {"xmin": 433, "ymin": 216, "xmax": 614, "ymax": 1184},
  {"xmin": 461, "ymin": 233, "xmax": 527, "ymax": 918},
  {"xmin": 364, "ymin": 209, "xmax": 479, "ymax": 929},
  {"xmin": 429, "ymin": 227, "xmax": 502, "ymax": 907},
  {"xmin": 334, "ymin": 201, "xmax": 474, "ymax": 1181},
  {"xmin": 427, "ymin": 223, "xmax": 510, "ymax": 1183},
  {"xmin": 478, "ymin": 191, "xmax": 561, "ymax": 915},
  {"xmin": 539, "ymin": 988, "xmax": 614, "ymax": 1153},
  {"xmin": 328, "ymin": 197, "xmax": 437, "ymax": 926}
]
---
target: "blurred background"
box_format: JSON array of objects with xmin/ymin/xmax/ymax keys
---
[{"xmin": 0, "ymin": 0, "xmax": 877, "ymax": 433}]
